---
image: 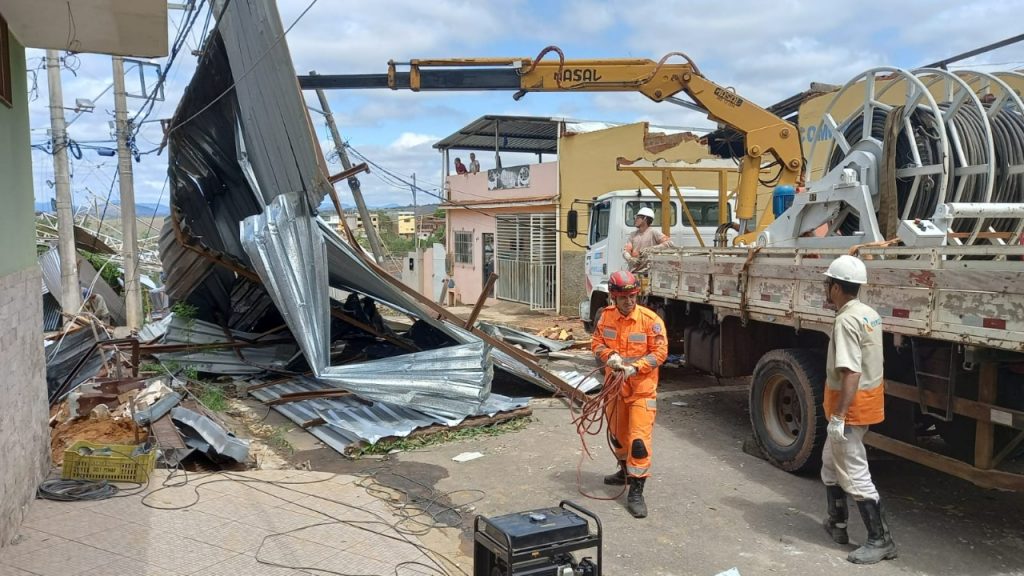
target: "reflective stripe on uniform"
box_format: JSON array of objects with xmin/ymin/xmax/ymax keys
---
[
  {"xmin": 622, "ymin": 356, "xmax": 641, "ymax": 364},
  {"xmin": 602, "ymin": 328, "xmax": 618, "ymax": 339},
  {"xmin": 627, "ymin": 465, "xmax": 649, "ymax": 476},
  {"xmin": 646, "ymin": 398, "xmax": 657, "ymax": 409},
  {"xmin": 628, "ymin": 333, "xmax": 646, "ymax": 343},
  {"xmin": 643, "ymin": 354, "xmax": 660, "ymax": 367}
]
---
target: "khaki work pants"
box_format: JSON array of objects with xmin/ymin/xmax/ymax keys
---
[{"xmin": 820, "ymin": 424, "xmax": 880, "ymax": 502}]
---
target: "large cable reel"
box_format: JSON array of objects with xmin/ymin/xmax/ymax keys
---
[{"xmin": 807, "ymin": 66, "xmax": 1024, "ymax": 247}]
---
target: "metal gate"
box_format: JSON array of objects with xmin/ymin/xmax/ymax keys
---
[{"xmin": 495, "ymin": 213, "xmax": 557, "ymax": 310}]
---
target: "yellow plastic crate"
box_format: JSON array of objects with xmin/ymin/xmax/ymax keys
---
[{"xmin": 61, "ymin": 441, "xmax": 156, "ymax": 483}]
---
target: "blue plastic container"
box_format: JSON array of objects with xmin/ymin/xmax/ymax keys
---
[{"xmin": 772, "ymin": 185, "xmax": 796, "ymax": 217}]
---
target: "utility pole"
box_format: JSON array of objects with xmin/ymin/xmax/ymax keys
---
[
  {"xmin": 46, "ymin": 50, "xmax": 81, "ymax": 317},
  {"xmin": 412, "ymin": 173, "xmax": 421, "ymax": 292},
  {"xmin": 309, "ymin": 70, "xmax": 385, "ymax": 263},
  {"xmin": 113, "ymin": 56, "xmax": 142, "ymax": 330}
]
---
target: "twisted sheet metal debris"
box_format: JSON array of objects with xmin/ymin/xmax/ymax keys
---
[
  {"xmin": 249, "ymin": 376, "xmax": 529, "ymax": 454},
  {"xmin": 478, "ymin": 322, "xmax": 574, "ymax": 354},
  {"xmin": 39, "ymin": 247, "xmax": 126, "ymax": 325},
  {"xmin": 242, "ymin": 193, "xmax": 491, "ymax": 417},
  {"xmin": 158, "ymin": 0, "xmax": 586, "ymax": 422},
  {"xmin": 171, "ymin": 406, "xmax": 250, "ymax": 463},
  {"xmin": 153, "ymin": 315, "xmax": 297, "ymax": 376},
  {"xmin": 45, "ymin": 328, "xmax": 110, "ymax": 399}
]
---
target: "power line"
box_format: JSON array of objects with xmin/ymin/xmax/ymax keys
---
[{"xmin": 345, "ymin": 145, "xmax": 573, "ymax": 236}]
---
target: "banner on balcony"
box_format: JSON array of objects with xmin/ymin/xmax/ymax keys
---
[{"xmin": 487, "ymin": 165, "xmax": 530, "ymax": 190}]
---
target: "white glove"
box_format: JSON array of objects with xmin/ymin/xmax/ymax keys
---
[
  {"xmin": 606, "ymin": 353, "xmax": 624, "ymax": 370},
  {"xmin": 617, "ymin": 364, "xmax": 636, "ymax": 378},
  {"xmin": 827, "ymin": 415, "xmax": 847, "ymax": 443}
]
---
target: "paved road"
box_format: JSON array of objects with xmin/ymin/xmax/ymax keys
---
[{"xmin": 293, "ymin": 366, "xmax": 1024, "ymax": 576}]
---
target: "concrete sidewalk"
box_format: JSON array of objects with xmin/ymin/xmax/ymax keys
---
[{"xmin": 0, "ymin": 469, "xmax": 460, "ymax": 576}]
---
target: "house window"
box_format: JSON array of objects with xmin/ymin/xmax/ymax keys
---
[
  {"xmin": 0, "ymin": 15, "xmax": 11, "ymax": 108},
  {"xmin": 454, "ymin": 231, "xmax": 473, "ymax": 264}
]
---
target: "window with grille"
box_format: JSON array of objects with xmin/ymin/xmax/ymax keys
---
[
  {"xmin": 0, "ymin": 15, "xmax": 11, "ymax": 108},
  {"xmin": 454, "ymin": 230, "xmax": 473, "ymax": 264}
]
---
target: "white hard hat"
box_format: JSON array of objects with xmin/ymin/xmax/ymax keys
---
[
  {"xmin": 636, "ymin": 207, "xmax": 656, "ymax": 220},
  {"xmin": 824, "ymin": 255, "xmax": 867, "ymax": 284}
]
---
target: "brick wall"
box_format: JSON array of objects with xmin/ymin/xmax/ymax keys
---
[{"xmin": 0, "ymin": 266, "xmax": 50, "ymax": 547}]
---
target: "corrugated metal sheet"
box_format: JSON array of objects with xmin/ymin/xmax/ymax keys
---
[
  {"xmin": 154, "ymin": 315, "xmax": 297, "ymax": 375},
  {"xmin": 249, "ymin": 376, "xmax": 530, "ymax": 454},
  {"xmin": 242, "ymin": 194, "xmax": 490, "ymax": 416},
  {"xmin": 215, "ymin": 0, "xmax": 333, "ymax": 210},
  {"xmin": 159, "ymin": 0, "xmax": 586, "ymax": 410},
  {"xmin": 38, "ymin": 247, "xmax": 126, "ymax": 325},
  {"xmin": 433, "ymin": 115, "xmax": 560, "ymax": 154},
  {"xmin": 42, "ymin": 293, "xmax": 62, "ymax": 332},
  {"xmin": 478, "ymin": 322, "xmax": 574, "ymax": 354},
  {"xmin": 45, "ymin": 327, "xmax": 110, "ymax": 400}
]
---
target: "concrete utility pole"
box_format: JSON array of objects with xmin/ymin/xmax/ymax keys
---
[
  {"xmin": 112, "ymin": 56, "xmax": 142, "ymax": 330},
  {"xmin": 309, "ymin": 70, "xmax": 385, "ymax": 263},
  {"xmin": 46, "ymin": 50, "xmax": 81, "ymax": 317},
  {"xmin": 412, "ymin": 173, "xmax": 421, "ymax": 292}
]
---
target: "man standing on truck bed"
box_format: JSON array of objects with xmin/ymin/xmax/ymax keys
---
[
  {"xmin": 591, "ymin": 270, "xmax": 668, "ymax": 518},
  {"xmin": 622, "ymin": 206, "xmax": 670, "ymax": 270},
  {"xmin": 820, "ymin": 255, "xmax": 898, "ymax": 564}
]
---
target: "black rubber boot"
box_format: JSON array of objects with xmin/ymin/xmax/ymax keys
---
[
  {"xmin": 823, "ymin": 485, "xmax": 849, "ymax": 544},
  {"xmin": 603, "ymin": 461, "xmax": 626, "ymax": 485},
  {"xmin": 848, "ymin": 499, "xmax": 898, "ymax": 564},
  {"xmin": 626, "ymin": 477, "xmax": 648, "ymax": 518}
]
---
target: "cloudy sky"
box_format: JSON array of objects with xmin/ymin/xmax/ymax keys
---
[{"xmin": 25, "ymin": 0, "xmax": 1024, "ymax": 211}]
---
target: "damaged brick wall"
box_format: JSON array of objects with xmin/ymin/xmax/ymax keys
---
[
  {"xmin": 0, "ymin": 267, "xmax": 50, "ymax": 547},
  {"xmin": 643, "ymin": 129, "xmax": 701, "ymax": 156}
]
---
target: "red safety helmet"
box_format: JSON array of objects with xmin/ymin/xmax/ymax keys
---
[{"xmin": 608, "ymin": 270, "xmax": 640, "ymax": 296}]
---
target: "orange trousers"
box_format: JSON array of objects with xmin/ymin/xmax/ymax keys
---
[{"xmin": 605, "ymin": 394, "xmax": 657, "ymax": 478}]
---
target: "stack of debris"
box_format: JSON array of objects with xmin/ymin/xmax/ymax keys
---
[
  {"xmin": 46, "ymin": 320, "xmax": 251, "ymax": 469},
  {"xmin": 133, "ymin": 0, "xmax": 602, "ymax": 459},
  {"xmin": 44, "ymin": 0, "xmax": 602, "ymax": 470}
]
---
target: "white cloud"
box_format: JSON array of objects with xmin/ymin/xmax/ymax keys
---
[
  {"xmin": 25, "ymin": 0, "xmax": 1024, "ymax": 212},
  {"xmin": 391, "ymin": 132, "xmax": 439, "ymax": 149}
]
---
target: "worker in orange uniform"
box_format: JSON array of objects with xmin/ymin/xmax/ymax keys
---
[
  {"xmin": 591, "ymin": 270, "xmax": 668, "ymax": 518},
  {"xmin": 820, "ymin": 255, "xmax": 897, "ymax": 564}
]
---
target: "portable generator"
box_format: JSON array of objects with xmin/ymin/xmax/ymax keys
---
[{"xmin": 473, "ymin": 500, "xmax": 601, "ymax": 576}]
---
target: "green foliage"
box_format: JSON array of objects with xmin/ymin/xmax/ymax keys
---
[
  {"xmin": 192, "ymin": 383, "xmax": 227, "ymax": 411},
  {"xmin": 80, "ymin": 251, "xmax": 123, "ymax": 295},
  {"xmin": 170, "ymin": 301, "xmax": 198, "ymax": 319},
  {"xmin": 357, "ymin": 415, "xmax": 531, "ymax": 456},
  {"xmin": 267, "ymin": 426, "xmax": 294, "ymax": 454}
]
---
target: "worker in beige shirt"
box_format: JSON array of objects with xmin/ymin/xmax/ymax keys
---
[
  {"xmin": 622, "ymin": 207, "xmax": 670, "ymax": 270},
  {"xmin": 820, "ymin": 255, "xmax": 896, "ymax": 565}
]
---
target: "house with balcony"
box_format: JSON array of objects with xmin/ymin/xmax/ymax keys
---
[{"xmin": 434, "ymin": 115, "xmax": 728, "ymax": 313}]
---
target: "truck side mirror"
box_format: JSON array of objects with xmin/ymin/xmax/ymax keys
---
[{"xmin": 567, "ymin": 209, "xmax": 578, "ymax": 239}]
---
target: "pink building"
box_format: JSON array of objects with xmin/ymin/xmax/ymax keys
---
[
  {"xmin": 441, "ymin": 162, "xmax": 558, "ymax": 308},
  {"xmin": 432, "ymin": 116, "xmax": 562, "ymax": 309}
]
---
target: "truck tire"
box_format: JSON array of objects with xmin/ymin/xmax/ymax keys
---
[{"xmin": 749, "ymin": 349, "xmax": 827, "ymax": 473}]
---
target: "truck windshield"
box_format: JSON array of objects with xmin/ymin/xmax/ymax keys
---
[
  {"xmin": 590, "ymin": 201, "xmax": 610, "ymax": 244},
  {"xmin": 625, "ymin": 202, "xmax": 677, "ymax": 226},
  {"xmin": 625, "ymin": 201, "xmax": 730, "ymax": 226}
]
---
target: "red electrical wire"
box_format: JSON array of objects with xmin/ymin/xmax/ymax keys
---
[{"xmin": 567, "ymin": 367, "xmax": 629, "ymax": 501}]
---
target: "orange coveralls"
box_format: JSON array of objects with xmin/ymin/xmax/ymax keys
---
[{"xmin": 591, "ymin": 304, "xmax": 668, "ymax": 478}]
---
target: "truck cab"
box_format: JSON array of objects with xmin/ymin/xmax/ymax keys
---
[{"xmin": 578, "ymin": 188, "xmax": 734, "ymax": 327}]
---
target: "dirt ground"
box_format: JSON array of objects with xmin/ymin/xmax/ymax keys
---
[
  {"xmin": 276, "ymin": 376, "xmax": 1024, "ymax": 575},
  {"xmin": 241, "ymin": 302, "xmax": 1024, "ymax": 575}
]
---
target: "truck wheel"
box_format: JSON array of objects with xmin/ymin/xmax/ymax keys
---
[{"xmin": 750, "ymin": 349, "xmax": 827, "ymax": 473}]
